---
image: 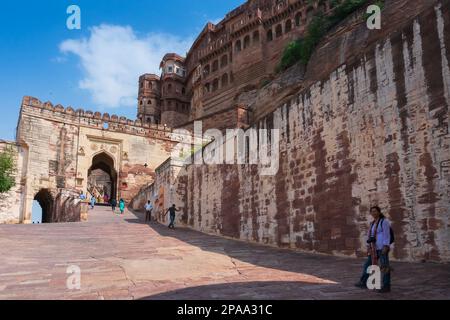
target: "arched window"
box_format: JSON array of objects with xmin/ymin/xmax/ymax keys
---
[
  {"xmin": 318, "ymin": 3, "xmax": 326, "ymax": 13},
  {"xmin": 253, "ymin": 30, "xmax": 260, "ymax": 43},
  {"xmin": 275, "ymin": 24, "xmax": 283, "ymax": 38},
  {"xmin": 212, "ymin": 78, "xmax": 219, "ymax": 91},
  {"xmin": 267, "ymin": 30, "xmax": 273, "ymax": 41},
  {"xmin": 147, "ymin": 100, "xmax": 151, "ymax": 105},
  {"xmin": 204, "ymin": 83, "xmax": 210, "ymax": 94},
  {"xmin": 235, "ymin": 40, "xmax": 242, "ymax": 52},
  {"xmin": 285, "ymin": 19, "xmax": 292, "ymax": 33},
  {"xmin": 168, "ymin": 84, "xmax": 172, "ymax": 93},
  {"xmin": 212, "ymin": 60, "xmax": 219, "ymax": 72},
  {"xmin": 295, "ymin": 12, "xmax": 302, "ymax": 27},
  {"xmin": 221, "ymin": 73, "xmax": 229, "ymax": 87},
  {"xmin": 221, "ymin": 55, "xmax": 228, "ymax": 68},
  {"xmin": 203, "ymin": 65, "xmax": 210, "ymax": 76},
  {"xmin": 306, "ymin": 7, "xmax": 314, "ymax": 22},
  {"xmin": 243, "ymin": 35, "xmax": 251, "ymax": 49},
  {"xmin": 182, "ymin": 87, "xmax": 186, "ymax": 95}
]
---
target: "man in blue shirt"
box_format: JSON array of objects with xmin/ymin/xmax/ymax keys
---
[{"xmin": 355, "ymin": 206, "xmax": 392, "ymax": 293}]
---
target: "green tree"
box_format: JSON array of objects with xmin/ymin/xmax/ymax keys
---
[
  {"xmin": 276, "ymin": 0, "xmax": 381, "ymax": 72},
  {"xmin": 0, "ymin": 148, "xmax": 16, "ymax": 193}
]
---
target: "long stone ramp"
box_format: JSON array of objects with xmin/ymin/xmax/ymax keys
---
[{"xmin": 0, "ymin": 206, "xmax": 448, "ymax": 300}]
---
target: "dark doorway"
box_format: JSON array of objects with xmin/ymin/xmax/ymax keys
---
[
  {"xmin": 88, "ymin": 152, "xmax": 117, "ymax": 204},
  {"xmin": 34, "ymin": 189, "xmax": 54, "ymax": 223}
]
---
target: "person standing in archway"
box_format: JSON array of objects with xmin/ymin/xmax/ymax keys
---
[
  {"xmin": 119, "ymin": 198, "xmax": 126, "ymax": 215},
  {"xmin": 111, "ymin": 198, "xmax": 117, "ymax": 213},
  {"xmin": 90, "ymin": 195, "xmax": 96, "ymax": 209}
]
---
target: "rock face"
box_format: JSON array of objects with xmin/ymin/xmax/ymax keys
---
[{"xmin": 140, "ymin": 0, "xmax": 450, "ymax": 263}]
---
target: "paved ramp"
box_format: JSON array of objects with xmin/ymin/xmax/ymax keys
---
[{"xmin": 0, "ymin": 206, "xmax": 448, "ymax": 300}]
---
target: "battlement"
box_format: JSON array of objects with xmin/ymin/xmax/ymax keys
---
[{"xmin": 20, "ymin": 96, "xmax": 178, "ymax": 141}]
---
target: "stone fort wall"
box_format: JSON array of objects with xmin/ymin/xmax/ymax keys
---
[{"xmin": 141, "ymin": 0, "xmax": 450, "ymax": 262}]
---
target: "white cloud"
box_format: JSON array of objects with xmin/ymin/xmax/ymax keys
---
[{"xmin": 59, "ymin": 24, "xmax": 193, "ymax": 108}]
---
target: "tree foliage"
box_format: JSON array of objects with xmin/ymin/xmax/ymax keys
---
[
  {"xmin": 276, "ymin": 0, "xmax": 381, "ymax": 72},
  {"xmin": 0, "ymin": 148, "xmax": 16, "ymax": 193}
]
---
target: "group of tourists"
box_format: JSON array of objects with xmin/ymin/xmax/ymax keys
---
[
  {"xmin": 110, "ymin": 198, "xmax": 126, "ymax": 215},
  {"xmin": 81, "ymin": 187, "xmax": 392, "ymax": 293},
  {"xmin": 83, "ymin": 192, "xmax": 126, "ymax": 215}
]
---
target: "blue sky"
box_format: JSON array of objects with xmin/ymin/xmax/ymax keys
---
[{"xmin": 0, "ymin": 0, "xmax": 245, "ymax": 141}]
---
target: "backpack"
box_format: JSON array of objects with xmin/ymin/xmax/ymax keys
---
[{"xmin": 371, "ymin": 218, "xmax": 395, "ymax": 245}]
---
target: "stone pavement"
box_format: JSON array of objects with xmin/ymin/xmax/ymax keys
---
[{"xmin": 0, "ymin": 206, "xmax": 448, "ymax": 300}]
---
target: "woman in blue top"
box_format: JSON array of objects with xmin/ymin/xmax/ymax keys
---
[
  {"xmin": 119, "ymin": 199, "xmax": 126, "ymax": 215},
  {"xmin": 90, "ymin": 196, "xmax": 96, "ymax": 209}
]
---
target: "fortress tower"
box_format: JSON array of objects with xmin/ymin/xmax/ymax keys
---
[
  {"xmin": 159, "ymin": 53, "xmax": 190, "ymax": 128},
  {"xmin": 137, "ymin": 74, "xmax": 161, "ymax": 124}
]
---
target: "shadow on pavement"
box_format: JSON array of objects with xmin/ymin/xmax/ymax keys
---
[
  {"xmin": 139, "ymin": 281, "xmax": 351, "ymax": 300},
  {"xmin": 127, "ymin": 209, "xmax": 450, "ymax": 300}
]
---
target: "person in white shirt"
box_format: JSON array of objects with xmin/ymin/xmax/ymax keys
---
[
  {"xmin": 355, "ymin": 206, "xmax": 392, "ymax": 293},
  {"xmin": 144, "ymin": 201, "xmax": 153, "ymax": 223}
]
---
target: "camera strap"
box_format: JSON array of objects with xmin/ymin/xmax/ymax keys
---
[{"xmin": 369, "ymin": 218, "xmax": 383, "ymax": 265}]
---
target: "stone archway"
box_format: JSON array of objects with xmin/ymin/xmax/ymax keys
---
[
  {"xmin": 88, "ymin": 152, "xmax": 118, "ymax": 204},
  {"xmin": 34, "ymin": 189, "xmax": 54, "ymax": 223}
]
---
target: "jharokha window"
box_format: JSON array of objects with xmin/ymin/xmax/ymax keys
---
[
  {"xmin": 285, "ymin": 19, "xmax": 292, "ymax": 33},
  {"xmin": 212, "ymin": 60, "xmax": 219, "ymax": 72},
  {"xmin": 222, "ymin": 73, "xmax": 229, "ymax": 87},
  {"xmin": 275, "ymin": 24, "xmax": 283, "ymax": 38},
  {"xmin": 235, "ymin": 40, "xmax": 242, "ymax": 52},
  {"xmin": 243, "ymin": 35, "xmax": 250, "ymax": 49},
  {"xmin": 253, "ymin": 31, "xmax": 260, "ymax": 43},
  {"xmin": 221, "ymin": 55, "xmax": 228, "ymax": 68},
  {"xmin": 295, "ymin": 13, "xmax": 301, "ymax": 27}
]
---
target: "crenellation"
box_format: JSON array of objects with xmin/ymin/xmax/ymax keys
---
[{"xmin": 19, "ymin": 97, "xmax": 179, "ymax": 141}]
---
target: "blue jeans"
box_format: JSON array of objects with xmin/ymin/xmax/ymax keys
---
[
  {"xmin": 169, "ymin": 214, "xmax": 175, "ymax": 228},
  {"xmin": 360, "ymin": 250, "xmax": 391, "ymax": 289}
]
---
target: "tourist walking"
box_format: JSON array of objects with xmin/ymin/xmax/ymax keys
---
[
  {"xmin": 145, "ymin": 201, "xmax": 153, "ymax": 223},
  {"xmin": 90, "ymin": 196, "xmax": 96, "ymax": 209},
  {"xmin": 164, "ymin": 204, "xmax": 180, "ymax": 229},
  {"xmin": 119, "ymin": 198, "xmax": 126, "ymax": 215},
  {"xmin": 355, "ymin": 206, "xmax": 393, "ymax": 293},
  {"xmin": 111, "ymin": 198, "xmax": 117, "ymax": 213}
]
